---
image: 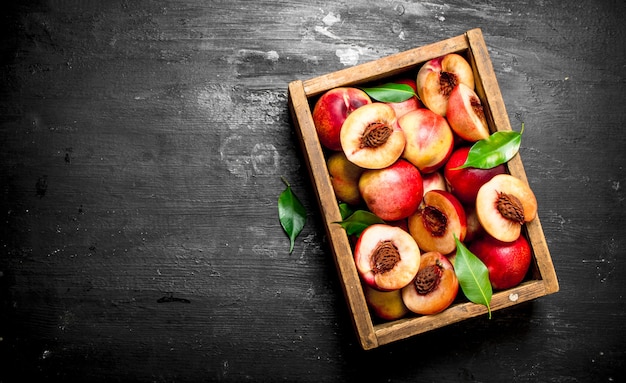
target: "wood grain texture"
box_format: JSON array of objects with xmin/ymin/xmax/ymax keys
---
[{"xmin": 1, "ymin": 0, "xmax": 625, "ymax": 381}]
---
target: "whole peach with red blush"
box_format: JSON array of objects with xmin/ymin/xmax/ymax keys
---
[
  {"xmin": 469, "ymin": 234, "xmax": 532, "ymax": 290},
  {"xmin": 444, "ymin": 146, "xmax": 506, "ymax": 205},
  {"xmin": 359, "ymin": 159, "xmax": 424, "ymax": 222}
]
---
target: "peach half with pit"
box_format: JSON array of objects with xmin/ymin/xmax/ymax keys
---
[
  {"xmin": 327, "ymin": 151, "xmax": 364, "ymax": 206},
  {"xmin": 469, "ymin": 233, "xmax": 532, "ymax": 290},
  {"xmin": 475, "ymin": 174, "xmax": 537, "ymax": 243},
  {"xmin": 363, "ymin": 284, "xmax": 410, "ymax": 321},
  {"xmin": 416, "ymin": 53, "xmax": 475, "ymax": 116},
  {"xmin": 446, "ymin": 83, "xmax": 491, "ymax": 142},
  {"xmin": 398, "ymin": 108, "xmax": 454, "ymax": 174},
  {"xmin": 401, "ymin": 251, "xmax": 458, "ymax": 315},
  {"xmin": 408, "ymin": 190, "xmax": 467, "ymax": 255},
  {"xmin": 359, "ymin": 159, "xmax": 424, "ymax": 222},
  {"xmin": 312, "ymin": 87, "xmax": 372, "ymax": 151},
  {"xmin": 354, "ymin": 224, "xmax": 421, "ymax": 291},
  {"xmin": 340, "ymin": 102, "xmax": 406, "ymax": 169}
]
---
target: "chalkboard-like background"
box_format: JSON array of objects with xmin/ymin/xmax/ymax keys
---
[{"xmin": 1, "ymin": 1, "xmax": 624, "ymax": 381}]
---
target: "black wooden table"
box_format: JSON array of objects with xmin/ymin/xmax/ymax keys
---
[{"xmin": 1, "ymin": 1, "xmax": 625, "ymax": 382}]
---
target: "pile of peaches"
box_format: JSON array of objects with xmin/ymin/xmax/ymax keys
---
[{"xmin": 313, "ymin": 53, "xmax": 537, "ymax": 321}]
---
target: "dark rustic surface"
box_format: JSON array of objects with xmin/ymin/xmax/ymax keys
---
[{"xmin": 1, "ymin": 1, "xmax": 625, "ymax": 382}]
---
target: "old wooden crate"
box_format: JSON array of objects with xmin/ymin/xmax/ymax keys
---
[{"xmin": 287, "ymin": 28, "xmax": 559, "ymax": 350}]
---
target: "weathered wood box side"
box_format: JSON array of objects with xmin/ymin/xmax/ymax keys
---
[{"xmin": 288, "ymin": 28, "xmax": 559, "ymax": 350}]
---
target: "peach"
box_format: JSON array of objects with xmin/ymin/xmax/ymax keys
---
[
  {"xmin": 475, "ymin": 174, "xmax": 537, "ymax": 242},
  {"xmin": 443, "ymin": 146, "xmax": 507, "ymax": 205},
  {"xmin": 463, "ymin": 204, "xmax": 484, "ymax": 244},
  {"xmin": 422, "ymin": 171, "xmax": 447, "ymax": 195},
  {"xmin": 408, "ymin": 190, "xmax": 466, "ymax": 254},
  {"xmin": 385, "ymin": 78, "xmax": 421, "ymax": 118},
  {"xmin": 446, "ymin": 83, "xmax": 491, "ymax": 142},
  {"xmin": 354, "ymin": 224, "xmax": 421, "ymax": 291},
  {"xmin": 469, "ymin": 234, "xmax": 532, "ymax": 290},
  {"xmin": 402, "ymin": 251, "xmax": 458, "ymax": 315},
  {"xmin": 363, "ymin": 284, "xmax": 410, "ymax": 320},
  {"xmin": 416, "ymin": 53, "xmax": 475, "ymax": 116},
  {"xmin": 312, "ymin": 87, "xmax": 372, "ymax": 151},
  {"xmin": 340, "ymin": 103, "xmax": 406, "ymax": 169},
  {"xmin": 398, "ymin": 108, "xmax": 454, "ymax": 173},
  {"xmin": 327, "ymin": 151, "xmax": 364, "ymax": 206},
  {"xmin": 359, "ymin": 159, "xmax": 424, "ymax": 222}
]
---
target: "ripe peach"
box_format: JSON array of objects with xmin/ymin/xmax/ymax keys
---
[
  {"xmin": 312, "ymin": 87, "xmax": 372, "ymax": 151},
  {"xmin": 359, "ymin": 159, "xmax": 424, "ymax": 222},
  {"xmin": 408, "ymin": 190, "xmax": 467, "ymax": 254},
  {"xmin": 446, "ymin": 83, "xmax": 491, "ymax": 142},
  {"xmin": 416, "ymin": 53, "xmax": 475, "ymax": 116},
  {"xmin": 340, "ymin": 103, "xmax": 406, "ymax": 169},
  {"xmin": 327, "ymin": 151, "xmax": 364, "ymax": 206},
  {"xmin": 354, "ymin": 224, "xmax": 421, "ymax": 291},
  {"xmin": 463, "ymin": 204, "xmax": 484, "ymax": 243},
  {"xmin": 422, "ymin": 171, "xmax": 447, "ymax": 195},
  {"xmin": 469, "ymin": 234, "xmax": 532, "ymax": 290},
  {"xmin": 398, "ymin": 108, "xmax": 454, "ymax": 174},
  {"xmin": 363, "ymin": 284, "xmax": 410, "ymax": 320},
  {"xmin": 443, "ymin": 146, "xmax": 507, "ymax": 205},
  {"xmin": 401, "ymin": 251, "xmax": 458, "ymax": 315},
  {"xmin": 476, "ymin": 174, "xmax": 538, "ymax": 242},
  {"xmin": 385, "ymin": 78, "xmax": 421, "ymax": 118}
]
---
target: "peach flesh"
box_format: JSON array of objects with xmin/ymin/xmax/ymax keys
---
[
  {"xmin": 446, "ymin": 83, "xmax": 491, "ymax": 142},
  {"xmin": 312, "ymin": 87, "xmax": 371, "ymax": 151},
  {"xmin": 476, "ymin": 174, "xmax": 537, "ymax": 243},
  {"xmin": 354, "ymin": 224, "xmax": 421, "ymax": 291},
  {"xmin": 416, "ymin": 53, "xmax": 475, "ymax": 116},
  {"xmin": 340, "ymin": 103, "xmax": 406, "ymax": 169},
  {"xmin": 401, "ymin": 251, "xmax": 458, "ymax": 315},
  {"xmin": 408, "ymin": 190, "xmax": 466, "ymax": 254}
]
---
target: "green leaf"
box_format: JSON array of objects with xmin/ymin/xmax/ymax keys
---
[
  {"xmin": 454, "ymin": 236, "xmax": 493, "ymax": 319},
  {"xmin": 338, "ymin": 202, "xmax": 354, "ymax": 220},
  {"xmin": 360, "ymin": 83, "xmax": 417, "ymax": 103},
  {"xmin": 334, "ymin": 210, "xmax": 384, "ymax": 237},
  {"xmin": 278, "ymin": 177, "xmax": 306, "ymax": 253},
  {"xmin": 453, "ymin": 123, "xmax": 525, "ymax": 170}
]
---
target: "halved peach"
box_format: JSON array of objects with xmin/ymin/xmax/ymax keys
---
[
  {"xmin": 312, "ymin": 87, "xmax": 372, "ymax": 151},
  {"xmin": 354, "ymin": 224, "xmax": 421, "ymax": 291},
  {"xmin": 475, "ymin": 174, "xmax": 538, "ymax": 242},
  {"xmin": 408, "ymin": 190, "xmax": 467, "ymax": 254},
  {"xmin": 446, "ymin": 83, "xmax": 490, "ymax": 142},
  {"xmin": 401, "ymin": 251, "xmax": 458, "ymax": 315},
  {"xmin": 340, "ymin": 103, "xmax": 406, "ymax": 169},
  {"xmin": 416, "ymin": 53, "xmax": 475, "ymax": 116}
]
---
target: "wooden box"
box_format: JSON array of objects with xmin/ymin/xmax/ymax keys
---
[{"xmin": 287, "ymin": 28, "xmax": 559, "ymax": 350}]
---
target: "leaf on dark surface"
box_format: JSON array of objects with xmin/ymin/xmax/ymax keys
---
[{"xmin": 278, "ymin": 177, "xmax": 306, "ymax": 253}]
